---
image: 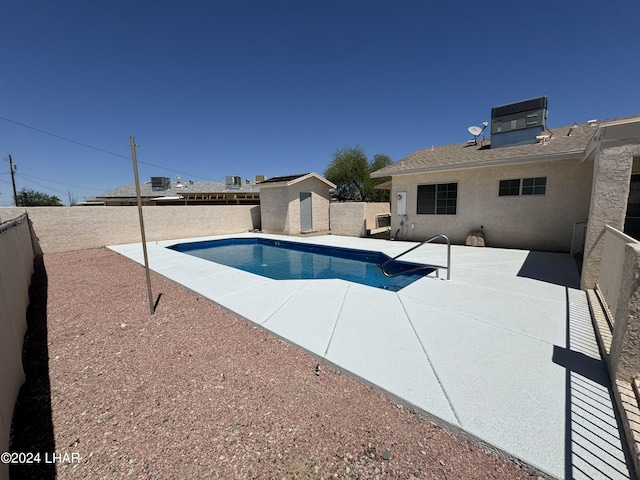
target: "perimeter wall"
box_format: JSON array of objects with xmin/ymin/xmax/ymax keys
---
[
  {"xmin": 0, "ymin": 214, "xmax": 38, "ymax": 480},
  {"xmin": 329, "ymin": 202, "xmax": 390, "ymax": 237},
  {"xmin": 0, "ymin": 206, "xmax": 261, "ymax": 254}
]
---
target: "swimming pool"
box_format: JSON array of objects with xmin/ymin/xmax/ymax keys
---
[{"xmin": 168, "ymin": 237, "xmax": 433, "ymax": 291}]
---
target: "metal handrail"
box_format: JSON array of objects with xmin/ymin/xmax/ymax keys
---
[{"xmin": 378, "ymin": 234, "xmax": 451, "ymax": 280}]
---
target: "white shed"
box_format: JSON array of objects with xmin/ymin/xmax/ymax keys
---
[{"xmin": 257, "ymin": 173, "xmax": 335, "ymax": 235}]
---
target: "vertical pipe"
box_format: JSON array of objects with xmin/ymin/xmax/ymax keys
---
[{"xmin": 130, "ymin": 136, "xmax": 154, "ymax": 315}]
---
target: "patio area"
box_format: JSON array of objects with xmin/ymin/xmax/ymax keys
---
[{"xmin": 109, "ymin": 233, "xmax": 635, "ymax": 479}]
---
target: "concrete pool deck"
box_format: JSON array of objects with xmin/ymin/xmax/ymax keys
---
[{"xmin": 109, "ymin": 233, "xmax": 634, "ymax": 479}]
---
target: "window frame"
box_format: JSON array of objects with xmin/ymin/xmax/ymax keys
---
[
  {"xmin": 521, "ymin": 177, "xmax": 547, "ymax": 196},
  {"xmin": 498, "ymin": 179, "xmax": 521, "ymax": 196},
  {"xmin": 498, "ymin": 176, "xmax": 547, "ymax": 196},
  {"xmin": 417, "ymin": 182, "xmax": 457, "ymax": 215}
]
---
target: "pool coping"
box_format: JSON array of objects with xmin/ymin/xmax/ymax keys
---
[{"xmin": 109, "ymin": 233, "xmax": 633, "ymax": 479}]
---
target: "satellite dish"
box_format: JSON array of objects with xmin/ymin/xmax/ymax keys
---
[
  {"xmin": 467, "ymin": 122, "xmax": 489, "ymax": 145},
  {"xmin": 468, "ymin": 126, "xmax": 483, "ymax": 136}
]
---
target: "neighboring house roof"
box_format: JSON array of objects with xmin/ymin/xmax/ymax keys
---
[
  {"xmin": 93, "ymin": 180, "xmax": 260, "ymax": 199},
  {"xmin": 370, "ymin": 115, "xmax": 640, "ymax": 178},
  {"xmin": 256, "ymin": 172, "xmax": 336, "ymax": 189}
]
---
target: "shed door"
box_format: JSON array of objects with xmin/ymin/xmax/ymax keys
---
[{"xmin": 300, "ymin": 192, "xmax": 313, "ymax": 231}]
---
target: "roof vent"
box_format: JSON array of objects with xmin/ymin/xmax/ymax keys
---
[
  {"xmin": 151, "ymin": 177, "xmax": 171, "ymax": 191},
  {"xmin": 490, "ymin": 96, "xmax": 548, "ymax": 148}
]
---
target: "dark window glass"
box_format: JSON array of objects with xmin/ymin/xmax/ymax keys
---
[
  {"xmin": 417, "ymin": 183, "xmax": 456, "ymax": 215},
  {"xmin": 499, "ymin": 179, "xmax": 521, "ymax": 196},
  {"xmin": 521, "ymin": 177, "xmax": 546, "ymax": 195},
  {"xmin": 417, "ymin": 185, "xmax": 435, "ymax": 214},
  {"xmin": 626, "ymin": 174, "xmax": 640, "ymax": 217}
]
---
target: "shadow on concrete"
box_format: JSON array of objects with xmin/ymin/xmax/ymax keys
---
[
  {"xmin": 517, "ymin": 251, "xmax": 581, "ymax": 288},
  {"xmin": 9, "ymin": 256, "xmax": 56, "ymax": 480},
  {"xmin": 556, "ymin": 287, "xmax": 636, "ymax": 480}
]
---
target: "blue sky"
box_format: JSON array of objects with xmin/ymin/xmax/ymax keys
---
[{"xmin": 1, "ymin": 0, "xmax": 638, "ymax": 204}]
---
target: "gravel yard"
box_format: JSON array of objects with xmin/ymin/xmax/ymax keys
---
[{"xmin": 10, "ymin": 248, "xmax": 543, "ymax": 479}]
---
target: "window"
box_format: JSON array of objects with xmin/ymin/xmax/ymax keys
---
[
  {"xmin": 499, "ymin": 179, "xmax": 520, "ymax": 196},
  {"xmin": 498, "ymin": 176, "xmax": 546, "ymax": 196},
  {"xmin": 417, "ymin": 183, "xmax": 457, "ymax": 215},
  {"xmin": 627, "ymin": 174, "xmax": 640, "ymax": 217},
  {"xmin": 521, "ymin": 177, "xmax": 546, "ymax": 195}
]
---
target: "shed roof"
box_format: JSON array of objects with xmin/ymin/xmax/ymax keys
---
[{"xmin": 256, "ymin": 172, "xmax": 336, "ymax": 189}]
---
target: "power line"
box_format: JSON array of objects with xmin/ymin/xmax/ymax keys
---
[
  {"xmin": 16, "ymin": 172, "xmax": 108, "ymax": 192},
  {"xmin": 0, "ymin": 115, "xmax": 130, "ymax": 159},
  {"xmin": 14, "ymin": 173, "xmax": 69, "ymax": 196},
  {"xmin": 0, "ymin": 115, "xmax": 212, "ymax": 181}
]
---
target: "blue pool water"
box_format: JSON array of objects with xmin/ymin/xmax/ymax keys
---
[{"xmin": 168, "ymin": 238, "xmax": 433, "ymax": 291}]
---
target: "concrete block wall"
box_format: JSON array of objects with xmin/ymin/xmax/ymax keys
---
[
  {"xmin": 329, "ymin": 202, "xmax": 390, "ymax": 237},
  {"xmin": 0, "ymin": 205, "xmax": 261, "ymax": 254}
]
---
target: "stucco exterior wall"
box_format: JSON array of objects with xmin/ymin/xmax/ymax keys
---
[
  {"xmin": 0, "ymin": 205, "xmax": 261, "ymax": 254},
  {"xmin": 582, "ymin": 143, "xmax": 640, "ymax": 288},
  {"xmin": 609, "ymin": 242, "xmax": 640, "ymax": 381},
  {"xmin": 389, "ymin": 157, "xmax": 593, "ymax": 251},
  {"xmin": 0, "ymin": 215, "xmax": 36, "ymax": 480},
  {"xmin": 260, "ymin": 177, "xmax": 331, "ymax": 234},
  {"xmin": 329, "ymin": 202, "xmax": 390, "ymax": 237},
  {"xmin": 259, "ymin": 186, "xmax": 291, "ymax": 234}
]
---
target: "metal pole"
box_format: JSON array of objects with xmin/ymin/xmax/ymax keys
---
[
  {"xmin": 8, "ymin": 154, "xmax": 18, "ymax": 206},
  {"xmin": 130, "ymin": 136, "xmax": 154, "ymax": 314}
]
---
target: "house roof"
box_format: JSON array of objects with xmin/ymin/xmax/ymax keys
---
[
  {"xmin": 370, "ymin": 115, "xmax": 640, "ymax": 178},
  {"xmin": 93, "ymin": 179, "xmax": 260, "ymax": 199},
  {"xmin": 256, "ymin": 172, "xmax": 336, "ymax": 189}
]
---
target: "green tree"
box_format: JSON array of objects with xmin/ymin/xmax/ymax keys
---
[
  {"xmin": 324, "ymin": 146, "xmax": 392, "ymax": 202},
  {"xmin": 16, "ymin": 188, "xmax": 63, "ymax": 206}
]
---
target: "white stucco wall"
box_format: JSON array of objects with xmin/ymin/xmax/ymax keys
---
[
  {"xmin": 389, "ymin": 157, "xmax": 593, "ymax": 252},
  {"xmin": 260, "ymin": 177, "xmax": 331, "ymax": 234},
  {"xmin": 582, "ymin": 143, "xmax": 640, "ymax": 287}
]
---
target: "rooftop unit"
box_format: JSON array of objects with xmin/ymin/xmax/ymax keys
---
[
  {"xmin": 225, "ymin": 175, "xmax": 242, "ymax": 189},
  {"xmin": 490, "ymin": 96, "xmax": 548, "ymax": 148},
  {"xmin": 151, "ymin": 176, "xmax": 171, "ymax": 191}
]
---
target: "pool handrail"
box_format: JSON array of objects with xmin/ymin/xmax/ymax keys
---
[{"xmin": 378, "ymin": 234, "xmax": 451, "ymax": 281}]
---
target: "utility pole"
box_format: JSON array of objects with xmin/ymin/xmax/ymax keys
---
[
  {"xmin": 130, "ymin": 136, "xmax": 155, "ymax": 315},
  {"xmin": 8, "ymin": 154, "xmax": 18, "ymax": 205}
]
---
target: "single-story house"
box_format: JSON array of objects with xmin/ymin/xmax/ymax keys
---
[
  {"xmin": 370, "ymin": 98, "xmax": 640, "ymax": 259},
  {"xmin": 257, "ymin": 173, "xmax": 335, "ymax": 235},
  {"xmin": 90, "ymin": 176, "xmax": 262, "ymax": 206}
]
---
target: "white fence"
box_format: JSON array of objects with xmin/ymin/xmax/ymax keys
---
[{"xmin": 596, "ymin": 225, "xmax": 639, "ymax": 324}]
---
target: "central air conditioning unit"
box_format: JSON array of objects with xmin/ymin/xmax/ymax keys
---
[
  {"xmin": 151, "ymin": 176, "xmax": 171, "ymax": 191},
  {"xmin": 225, "ymin": 176, "xmax": 242, "ymax": 189},
  {"xmin": 490, "ymin": 96, "xmax": 548, "ymax": 148}
]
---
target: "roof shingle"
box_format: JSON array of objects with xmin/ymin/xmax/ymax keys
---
[{"xmin": 370, "ymin": 118, "xmax": 639, "ymax": 177}]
